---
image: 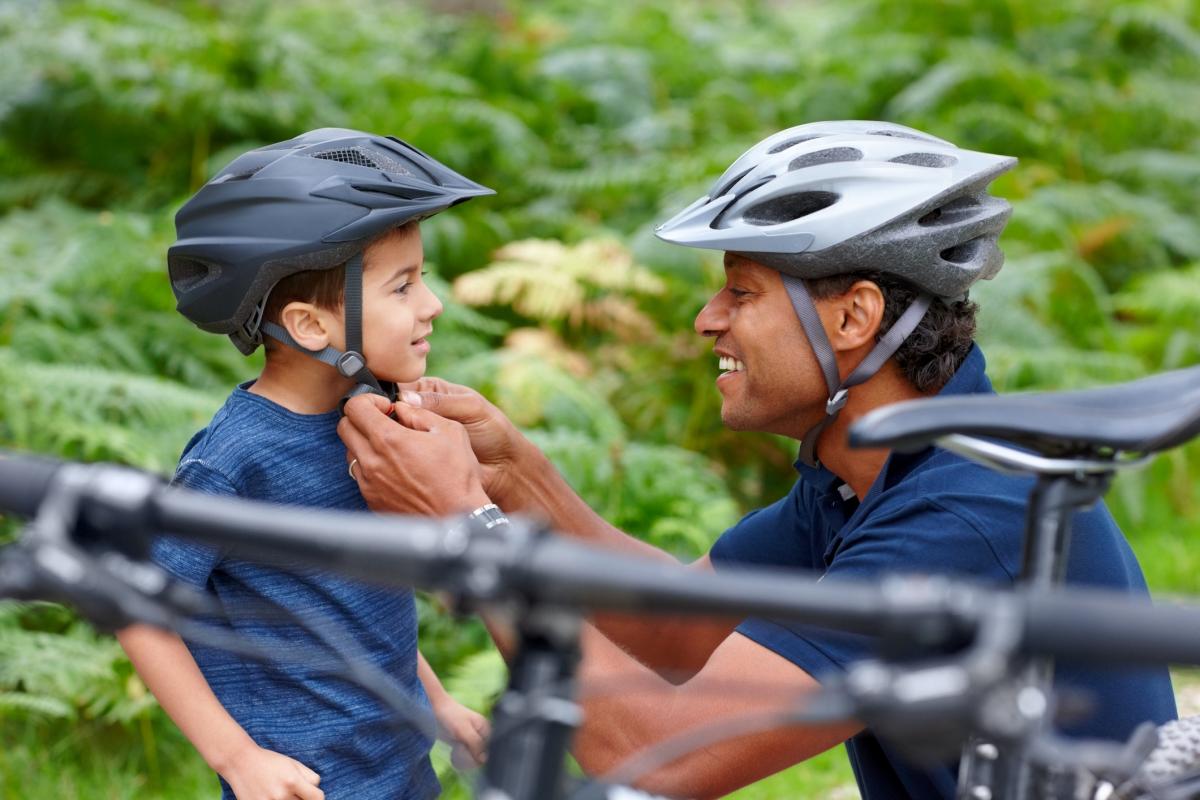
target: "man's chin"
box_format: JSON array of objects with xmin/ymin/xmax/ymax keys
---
[{"xmin": 719, "ymin": 403, "xmax": 756, "ymax": 432}]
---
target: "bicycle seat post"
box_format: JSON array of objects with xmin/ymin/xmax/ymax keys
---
[
  {"xmin": 939, "ymin": 442, "xmax": 1118, "ymax": 800},
  {"xmin": 1020, "ymin": 471, "xmax": 1112, "ymax": 591}
]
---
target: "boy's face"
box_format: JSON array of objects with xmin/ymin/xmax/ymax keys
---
[{"xmin": 351, "ymin": 226, "xmax": 443, "ymax": 384}]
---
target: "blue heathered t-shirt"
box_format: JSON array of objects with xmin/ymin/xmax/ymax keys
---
[
  {"xmin": 709, "ymin": 346, "xmax": 1176, "ymax": 800},
  {"xmin": 152, "ymin": 384, "xmax": 440, "ymax": 800}
]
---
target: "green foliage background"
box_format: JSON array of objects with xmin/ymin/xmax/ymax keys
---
[{"xmin": 1, "ymin": 0, "xmax": 1199, "ymax": 797}]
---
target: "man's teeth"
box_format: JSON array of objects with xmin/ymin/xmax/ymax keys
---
[{"xmin": 718, "ymin": 356, "xmax": 746, "ymax": 373}]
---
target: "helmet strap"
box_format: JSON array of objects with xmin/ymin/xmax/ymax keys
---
[
  {"xmin": 782, "ymin": 275, "xmax": 932, "ymax": 467},
  {"xmin": 259, "ymin": 253, "xmax": 395, "ymax": 403}
]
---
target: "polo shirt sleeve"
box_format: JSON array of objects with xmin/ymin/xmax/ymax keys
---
[
  {"xmin": 150, "ymin": 458, "xmax": 235, "ymax": 589},
  {"xmin": 709, "ymin": 479, "xmax": 815, "ymax": 570},
  {"xmin": 734, "ymin": 498, "xmax": 1007, "ymax": 681}
]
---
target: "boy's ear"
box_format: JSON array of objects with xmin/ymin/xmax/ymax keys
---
[{"xmin": 279, "ymin": 301, "xmax": 340, "ymax": 351}]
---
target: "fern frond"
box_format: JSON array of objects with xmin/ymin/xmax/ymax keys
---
[{"xmin": 453, "ymin": 238, "xmax": 662, "ymax": 334}]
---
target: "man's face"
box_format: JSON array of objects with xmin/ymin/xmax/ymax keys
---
[
  {"xmin": 693, "ymin": 256, "xmax": 826, "ymax": 438},
  {"xmin": 351, "ymin": 227, "xmax": 443, "ymax": 384}
]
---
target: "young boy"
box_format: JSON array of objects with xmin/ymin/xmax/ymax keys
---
[{"xmin": 118, "ymin": 128, "xmax": 493, "ymax": 800}]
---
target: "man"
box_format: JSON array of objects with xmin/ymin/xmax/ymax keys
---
[{"xmin": 337, "ymin": 121, "xmax": 1175, "ymax": 799}]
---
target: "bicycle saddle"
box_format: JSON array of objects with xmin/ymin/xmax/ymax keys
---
[{"xmin": 849, "ymin": 364, "xmax": 1200, "ymax": 458}]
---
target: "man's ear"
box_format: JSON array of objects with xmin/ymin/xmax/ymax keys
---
[
  {"xmin": 279, "ymin": 301, "xmax": 340, "ymax": 351},
  {"xmin": 831, "ymin": 280, "xmax": 886, "ymax": 352}
]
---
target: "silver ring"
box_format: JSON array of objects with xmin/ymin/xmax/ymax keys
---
[{"xmin": 348, "ymin": 458, "xmax": 360, "ymax": 481}]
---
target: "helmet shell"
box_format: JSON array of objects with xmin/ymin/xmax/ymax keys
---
[
  {"xmin": 168, "ymin": 128, "xmax": 493, "ymax": 353},
  {"xmin": 655, "ymin": 120, "xmax": 1016, "ymax": 298}
]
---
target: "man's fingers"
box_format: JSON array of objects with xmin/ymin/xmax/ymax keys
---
[
  {"xmin": 396, "ymin": 376, "xmax": 467, "ymax": 396},
  {"xmin": 399, "ymin": 390, "xmax": 484, "ymax": 423},
  {"xmin": 354, "ymin": 392, "xmax": 393, "ymax": 413},
  {"xmin": 342, "ymin": 393, "xmax": 403, "ymax": 440},
  {"xmin": 390, "ymin": 399, "xmax": 456, "ymax": 433},
  {"xmin": 337, "ymin": 414, "xmax": 378, "ymax": 467}
]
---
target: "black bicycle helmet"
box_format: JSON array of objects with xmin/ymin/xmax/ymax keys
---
[{"xmin": 168, "ymin": 127, "xmax": 493, "ymax": 395}]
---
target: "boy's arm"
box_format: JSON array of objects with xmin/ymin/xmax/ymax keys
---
[
  {"xmin": 417, "ymin": 650, "xmax": 489, "ymax": 768},
  {"xmin": 117, "ymin": 624, "xmax": 325, "ymax": 800}
]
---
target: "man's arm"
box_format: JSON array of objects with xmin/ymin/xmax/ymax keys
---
[
  {"xmin": 117, "ymin": 624, "xmax": 325, "ymax": 800},
  {"xmin": 339, "ymin": 391, "xmax": 735, "ymax": 678},
  {"xmin": 573, "ymin": 628, "xmax": 861, "ymax": 799},
  {"xmin": 490, "ymin": 438, "xmax": 741, "ymax": 678}
]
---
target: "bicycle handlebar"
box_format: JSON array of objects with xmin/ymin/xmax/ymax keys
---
[
  {"xmin": 4, "ymin": 451, "xmax": 1200, "ymax": 670},
  {"xmin": 0, "ymin": 451, "xmax": 60, "ymax": 518}
]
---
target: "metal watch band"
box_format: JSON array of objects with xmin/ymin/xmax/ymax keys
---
[{"xmin": 467, "ymin": 503, "xmax": 510, "ymax": 530}]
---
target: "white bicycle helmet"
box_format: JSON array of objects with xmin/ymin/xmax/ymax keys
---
[{"xmin": 656, "ymin": 120, "xmax": 1017, "ymax": 465}]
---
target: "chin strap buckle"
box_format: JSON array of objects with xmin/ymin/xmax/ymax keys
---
[
  {"xmin": 336, "ymin": 351, "xmax": 366, "ymax": 379},
  {"xmin": 827, "ymin": 388, "xmax": 850, "ymax": 416}
]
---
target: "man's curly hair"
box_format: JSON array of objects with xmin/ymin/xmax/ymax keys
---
[{"xmin": 805, "ymin": 272, "xmax": 978, "ymax": 394}]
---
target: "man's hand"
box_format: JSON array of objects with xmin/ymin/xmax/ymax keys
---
[
  {"xmin": 338, "ymin": 393, "xmax": 490, "ymax": 516},
  {"xmin": 219, "ymin": 742, "xmax": 324, "ymax": 800},
  {"xmin": 395, "ymin": 378, "xmax": 528, "ymax": 504}
]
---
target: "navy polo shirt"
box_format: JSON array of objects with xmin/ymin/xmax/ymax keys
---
[{"xmin": 709, "ymin": 345, "xmax": 1176, "ymax": 800}]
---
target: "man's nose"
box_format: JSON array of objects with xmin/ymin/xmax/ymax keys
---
[{"xmin": 694, "ymin": 292, "xmax": 729, "ymax": 338}]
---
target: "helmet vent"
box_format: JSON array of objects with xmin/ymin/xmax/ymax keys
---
[
  {"xmin": 940, "ymin": 238, "xmax": 983, "ymax": 264},
  {"xmin": 919, "ymin": 196, "xmax": 981, "ymax": 226},
  {"xmin": 788, "ymin": 147, "xmax": 863, "ymax": 171},
  {"xmin": 312, "ymin": 146, "xmax": 416, "ymax": 177},
  {"xmin": 216, "ymin": 168, "xmax": 262, "ymax": 183},
  {"xmin": 890, "ymin": 152, "xmax": 957, "ymax": 169},
  {"xmin": 169, "ymin": 257, "xmax": 219, "ymax": 293},
  {"xmin": 743, "ymin": 191, "xmax": 838, "ymax": 226},
  {"xmin": 766, "ymin": 134, "xmax": 825, "ymax": 154},
  {"xmin": 711, "ymin": 166, "xmax": 752, "ymax": 199},
  {"xmin": 869, "ymin": 129, "xmax": 933, "ymax": 142}
]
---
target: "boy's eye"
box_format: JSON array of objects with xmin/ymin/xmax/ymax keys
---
[{"xmin": 393, "ymin": 271, "xmax": 427, "ymax": 296}]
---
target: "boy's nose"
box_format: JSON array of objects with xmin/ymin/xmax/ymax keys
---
[{"xmin": 421, "ymin": 284, "xmax": 444, "ymax": 321}]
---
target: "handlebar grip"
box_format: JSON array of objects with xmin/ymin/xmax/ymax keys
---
[{"xmin": 0, "ymin": 451, "xmax": 64, "ymax": 518}]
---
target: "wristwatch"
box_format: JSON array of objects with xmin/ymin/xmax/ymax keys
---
[{"xmin": 466, "ymin": 503, "xmax": 510, "ymax": 531}]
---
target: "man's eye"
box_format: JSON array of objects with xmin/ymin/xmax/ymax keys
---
[{"xmin": 729, "ymin": 288, "xmax": 751, "ymax": 298}]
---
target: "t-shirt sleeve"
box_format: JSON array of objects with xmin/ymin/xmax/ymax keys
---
[
  {"xmin": 709, "ymin": 479, "xmax": 814, "ymax": 570},
  {"xmin": 734, "ymin": 498, "xmax": 1009, "ymax": 681},
  {"xmin": 150, "ymin": 458, "xmax": 236, "ymax": 589}
]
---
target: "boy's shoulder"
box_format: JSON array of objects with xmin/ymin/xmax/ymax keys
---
[
  {"xmin": 175, "ymin": 384, "xmax": 358, "ymax": 510},
  {"xmin": 177, "ymin": 384, "xmax": 270, "ymax": 483}
]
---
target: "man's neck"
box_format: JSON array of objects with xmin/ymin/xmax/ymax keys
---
[
  {"xmin": 810, "ymin": 363, "xmax": 929, "ymax": 501},
  {"xmin": 249, "ymin": 350, "xmax": 355, "ymax": 414}
]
